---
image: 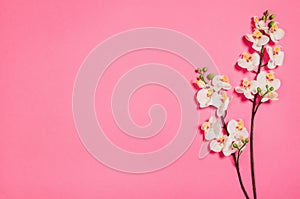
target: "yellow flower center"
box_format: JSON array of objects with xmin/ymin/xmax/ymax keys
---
[
  {"xmin": 207, "ymin": 89, "xmax": 214, "ymax": 98},
  {"xmin": 221, "ymin": 75, "xmax": 229, "ymax": 83},
  {"xmin": 270, "ymin": 24, "xmax": 279, "ymax": 33},
  {"xmin": 243, "ymin": 53, "xmax": 253, "ymax": 62},
  {"xmin": 252, "ymin": 30, "xmax": 263, "ymax": 39},
  {"xmin": 217, "ymin": 135, "xmax": 226, "ymax": 144},
  {"xmin": 266, "ymin": 72, "xmax": 275, "ymax": 81},
  {"xmin": 254, "ymin": 17, "xmax": 259, "ymax": 23},
  {"xmin": 196, "ymin": 80, "xmax": 201, "ymax": 86},
  {"xmin": 221, "ymin": 92, "xmax": 227, "ymax": 102},
  {"xmin": 268, "ymin": 91, "xmax": 277, "ymax": 99},
  {"xmin": 202, "ymin": 122, "xmax": 211, "ymax": 132},
  {"xmin": 236, "ymin": 120, "xmax": 244, "ymax": 131},
  {"xmin": 242, "ymin": 79, "xmax": 251, "ymax": 88},
  {"xmin": 273, "ymin": 46, "xmax": 281, "ymax": 55}
]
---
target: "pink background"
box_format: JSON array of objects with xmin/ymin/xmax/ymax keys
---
[{"xmin": 1, "ymin": 0, "xmax": 299, "ymax": 198}]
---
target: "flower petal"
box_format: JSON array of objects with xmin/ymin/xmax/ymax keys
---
[
  {"xmin": 272, "ymin": 28, "xmax": 285, "ymax": 42},
  {"xmin": 222, "ymin": 138, "xmax": 236, "ymax": 156},
  {"xmin": 237, "ymin": 129, "xmax": 249, "ymax": 139},
  {"xmin": 244, "ymin": 90, "xmax": 254, "ymax": 99},
  {"xmin": 268, "ymin": 60, "xmax": 276, "ymax": 69},
  {"xmin": 275, "ymin": 52, "xmax": 284, "ymax": 66},
  {"xmin": 211, "ymin": 92, "xmax": 222, "ymax": 108},
  {"xmin": 257, "ymin": 35, "xmax": 270, "ymax": 46},
  {"xmin": 197, "ymin": 80, "xmax": 207, "ymax": 89},
  {"xmin": 212, "ymin": 116, "xmax": 222, "ymax": 134},
  {"xmin": 235, "ymin": 86, "xmax": 244, "ymax": 94},
  {"xmin": 245, "ymin": 34, "xmax": 255, "ymax": 42},
  {"xmin": 270, "ymin": 79, "xmax": 281, "ymax": 90},
  {"xmin": 210, "ymin": 140, "xmax": 223, "ymax": 152},
  {"xmin": 237, "ymin": 59, "xmax": 252, "ymax": 70},
  {"xmin": 196, "ymin": 89, "xmax": 210, "ymax": 108},
  {"xmin": 205, "ymin": 128, "xmax": 217, "ymax": 140},
  {"xmin": 250, "ymin": 81, "xmax": 259, "ymax": 94},
  {"xmin": 227, "ymin": 119, "xmax": 237, "ymax": 135},
  {"xmin": 252, "ymin": 43, "xmax": 262, "ymax": 51},
  {"xmin": 261, "ymin": 97, "xmax": 269, "ymax": 102},
  {"xmin": 217, "ymin": 98, "xmax": 230, "ymax": 117},
  {"xmin": 266, "ymin": 46, "xmax": 274, "ymax": 61},
  {"xmin": 252, "ymin": 53, "xmax": 260, "ymax": 67}
]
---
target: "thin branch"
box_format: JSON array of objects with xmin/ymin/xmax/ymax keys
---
[
  {"xmin": 221, "ymin": 116, "xmax": 250, "ymax": 199},
  {"xmin": 250, "ymin": 44, "xmax": 266, "ymax": 199}
]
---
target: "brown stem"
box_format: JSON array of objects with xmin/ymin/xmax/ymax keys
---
[
  {"xmin": 250, "ymin": 45, "xmax": 265, "ymax": 199},
  {"xmin": 221, "ymin": 116, "xmax": 250, "ymax": 199}
]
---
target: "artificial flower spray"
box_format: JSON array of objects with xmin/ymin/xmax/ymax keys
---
[{"xmin": 195, "ymin": 10, "xmax": 284, "ymax": 199}]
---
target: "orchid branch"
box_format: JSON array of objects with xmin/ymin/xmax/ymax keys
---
[
  {"xmin": 254, "ymin": 89, "xmax": 272, "ymax": 114},
  {"xmin": 221, "ymin": 116, "xmax": 250, "ymax": 199},
  {"xmin": 195, "ymin": 9, "xmax": 284, "ymax": 199},
  {"xmin": 249, "ymin": 44, "xmax": 265, "ymax": 199}
]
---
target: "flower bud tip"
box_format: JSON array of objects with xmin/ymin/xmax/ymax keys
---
[
  {"xmin": 207, "ymin": 73, "xmax": 214, "ymax": 80},
  {"xmin": 257, "ymin": 87, "xmax": 262, "ymax": 93},
  {"xmin": 269, "ymin": 21, "xmax": 275, "ymax": 27},
  {"xmin": 269, "ymin": 14, "xmax": 275, "ymax": 20}
]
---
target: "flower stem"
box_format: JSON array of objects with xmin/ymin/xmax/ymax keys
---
[
  {"xmin": 233, "ymin": 153, "xmax": 250, "ymax": 199},
  {"xmin": 257, "ymin": 46, "xmax": 265, "ymax": 75},
  {"xmin": 250, "ymin": 45, "xmax": 265, "ymax": 199},
  {"xmin": 254, "ymin": 90, "xmax": 269, "ymax": 114},
  {"xmin": 221, "ymin": 116, "xmax": 250, "ymax": 199},
  {"xmin": 250, "ymin": 94, "xmax": 258, "ymax": 199}
]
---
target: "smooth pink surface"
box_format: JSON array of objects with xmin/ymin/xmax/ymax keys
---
[{"xmin": 1, "ymin": 0, "xmax": 299, "ymax": 198}]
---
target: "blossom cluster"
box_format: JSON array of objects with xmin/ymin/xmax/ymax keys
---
[
  {"xmin": 196, "ymin": 10, "xmax": 284, "ymax": 157},
  {"xmin": 235, "ymin": 10, "xmax": 284, "ymax": 102},
  {"xmin": 236, "ymin": 11, "xmax": 284, "ymax": 102},
  {"xmin": 195, "ymin": 70, "xmax": 249, "ymax": 156}
]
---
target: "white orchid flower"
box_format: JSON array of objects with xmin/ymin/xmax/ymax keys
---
[
  {"xmin": 266, "ymin": 46, "xmax": 284, "ymax": 69},
  {"xmin": 196, "ymin": 87, "xmax": 215, "ymax": 108},
  {"xmin": 201, "ymin": 116, "xmax": 232, "ymax": 155},
  {"xmin": 222, "ymin": 136, "xmax": 237, "ymax": 156},
  {"xmin": 235, "ymin": 78, "xmax": 257, "ymax": 100},
  {"xmin": 228, "ymin": 119, "xmax": 249, "ymax": 140},
  {"xmin": 268, "ymin": 22, "xmax": 285, "ymax": 43},
  {"xmin": 201, "ymin": 115, "xmax": 222, "ymax": 141},
  {"xmin": 245, "ymin": 30, "xmax": 269, "ymax": 51},
  {"xmin": 227, "ymin": 119, "xmax": 249, "ymax": 152},
  {"xmin": 237, "ymin": 52, "xmax": 260, "ymax": 71},
  {"xmin": 253, "ymin": 16, "xmax": 268, "ymax": 32},
  {"xmin": 211, "ymin": 91, "xmax": 230, "ymax": 117},
  {"xmin": 262, "ymin": 91, "xmax": 279, "ymax": 102},
  {"xmin": 210, "ymin": 134, "xmax": 234, "ymax": 155},
  {"xmin": 212, "ymin": 75, "xmax": 231, "ymax": 92},
  {"xmin": 253, "ymin": 71, "xmax": 281, "ymax": 102},
  {"xmin": 256, "ymin": 71, "xmax": 281, "ymax": 92},
  {"xmin": 196, "ymin": 79, "xmax": 208, "ymax": 89},
  {"xmin": 209, "ymin": 133, "xmax": 236, "ymax": 156},
  {"xmin": 208, "ymin": 119, "xmax": 249, "ymax": 156}
]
